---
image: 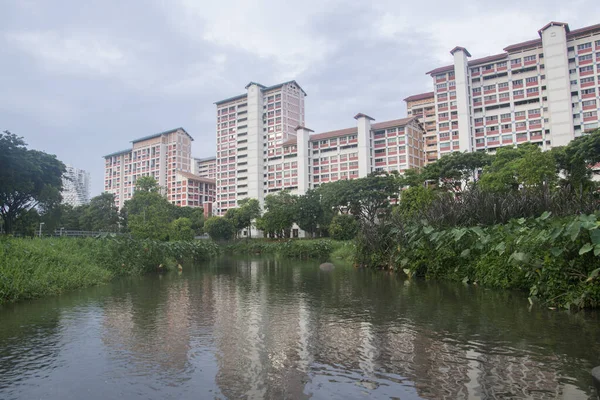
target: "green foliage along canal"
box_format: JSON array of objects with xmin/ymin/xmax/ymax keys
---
[{"xmin": 0, "ymin": 257, "xmax": 599, "ymax": 399}]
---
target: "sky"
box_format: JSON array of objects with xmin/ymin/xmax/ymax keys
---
[{"xmin": 1, "ymin": 0, "xmax": 598, "ymax": 196}]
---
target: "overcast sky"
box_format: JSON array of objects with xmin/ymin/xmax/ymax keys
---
[{"xmin": 1, "ymin": 0, "xmax": 597, "ymax": 196}]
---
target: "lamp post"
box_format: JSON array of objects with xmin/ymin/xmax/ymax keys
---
[{"xmin": 39, "ymin": 222, "xmax": 45, "ymax": 238}]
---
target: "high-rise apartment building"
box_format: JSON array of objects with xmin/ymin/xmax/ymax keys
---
[
  {"xmin": 103, "ymin": 127, "xmax": 215, "ymax": 209},
  {"xmin": 405, "ymin": 21, "xmax": 600, "ymax": 159},
  {"xmin": 404, "ymin": 92, "xmax": 437, "ymax": 164},
  {"xmin": 214, "ymin": 81, "xmax": 306, "ymax": 215},
  {"xmin": 61, "ymin": 165, "xmax": 90, "ymax": 207},
  {"xmin": 192, "ymin": 156, "xmax": 217, "ymax": 178}
]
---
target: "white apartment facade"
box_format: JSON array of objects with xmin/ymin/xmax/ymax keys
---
[
  {"xmin": 61, "ymin": 165, "xmax": 90, "ymax": 207},
  {"xmin": 415, "ymin": 21, "xmax": 600, "ymax": 158},
  {"xmin": 103, "ymin": 128, "xmax": 215, "ymax": 209},
  {"xmin": 192, "ymin": 156, "xmax": 216, "ymax": 178}
]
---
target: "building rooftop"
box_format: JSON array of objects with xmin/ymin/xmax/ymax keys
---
[
  {"xmin": 404, "ymin": 92, "xmax": 435, "ymax": 102},
  {"xmin": 310, "ymin": 126, "xmax": 358, "ymax": 141},
  {"xmin": 176, "ymin": 170, "xmax": 216, "ymax": 184},
  {"xmin": 425, "ymin": 64, "xmax": 454, "ymax": 76},
  {"xmin": 216, "ymin": 80, "xmax": 307, "ymax": 106},
  {"xmin": 469, "ymin": 53, "xmax": 508, "ymax": 66},
  {"xmin": 131, "ymin": 127, "xmax": 193, "ymax": 144},
  {"xmin": 195, "ymin": 156, "xmax": 217, "ymax": 162},
  {"xmin": 372, "ymin": 117, "xmax": 417, "ymax": 130},
  {"xmin": 103, "ymin": 149, "xmax": 131, "ymax": 158}
]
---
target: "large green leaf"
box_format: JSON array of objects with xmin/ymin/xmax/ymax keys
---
[
  {"xmin": 590, "ymin": 229, "xmax": 600, "ymax": 245},
  {"xmin": 586, "ymin": 268, "xmax": 600, "ymax": 282},
  {"xmin": 579, "ymin": 243, "xmax": 593, "ymax": 255}
]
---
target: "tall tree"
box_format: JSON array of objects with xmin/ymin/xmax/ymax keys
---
[
  {"xmin": 295, "ymin": 189, "xmax": 329, "ymax": 237},
  {"xmin": 79, "ymin": 193, "xmax": 119, "ymax": 232},
  {"xmin": 124, "ymin": 177, "xmax": 171, "ymax": 240},
  {"xmin": 424, "ymin": 151, "xmax": 492, "ymax": 192},
  {"xmin": 257, "ymin": 191, "xmax": 297, "ymax": 238},
  {"xmin": 0, "ymin": 131, "xmax": 66, "ymax": 233}
]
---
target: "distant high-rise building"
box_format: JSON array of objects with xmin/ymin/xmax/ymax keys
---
[
  {"xmin": 192, "ymin": 156, "xmax": 217, "ymax": 178},
  {"xmin": 62, "ymin": 165, "xmax": 90, "ymax": 207},
  {"xmin": 404, "ymin": 21, "xmax": 600, "ymax": 158},
  {"xmin": 103, "ymin": 127, "xmax": 216, "ymax": 210}
]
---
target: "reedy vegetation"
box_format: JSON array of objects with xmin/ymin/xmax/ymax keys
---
[{"xmin": 0, "ymin": 237, "xmax": 219, "ymax": 304}]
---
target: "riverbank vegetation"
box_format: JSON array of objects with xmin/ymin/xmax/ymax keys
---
[
  {"xmin": 0, "ymin": 237, "xmax": 219, "ymax": 304},
  {"xmin": 224, "ymin": 239, "xmax": 340, "ymax": 260}
]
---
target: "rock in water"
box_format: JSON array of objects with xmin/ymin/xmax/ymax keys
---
[
  {"xmin": 592, "ymin": 366, "xmax": 600, "ymax": 397},
  {"xmin": 319, "ymin": 262, "xmax": 335, "ymax": 272}
]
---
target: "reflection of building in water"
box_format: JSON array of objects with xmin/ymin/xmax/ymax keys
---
[{"xmin": 101, "ymin": 280, "xmax": 193, "ymax": 377}]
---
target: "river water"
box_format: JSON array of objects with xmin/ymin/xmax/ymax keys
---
[{"xmin": 0, "ymin": 257, "xmax": 599, "ymax": 399}]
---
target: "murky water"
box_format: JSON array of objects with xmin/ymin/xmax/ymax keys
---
[{"xmin": 0, "ymin": 257, "xmax": 599, "ymax": 399}]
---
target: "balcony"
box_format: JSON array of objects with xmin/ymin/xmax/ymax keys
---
[
  {"xmin": 501, "ymin": 127, "xmax": 512, "ymax": 134},
  {"xmin": 436, "ymin": 76, "xmax": 447, "ymax": 83},
  {"xmin": 516, "ymin": 125, "xmax": 527, "ymax": 132},
  {"xmin": 484, "ymin": 89, "xmax": 496, "ymax": 95},
  {"xmin": 483, "ymin": 68, "xmax": 496, "ymax": 75},
  {"xmin": 497, "ymin": 65, "xmax": 508, "ymax": 72},
  {"xmin": 524, "ymin": 59, "xmax": 537, "ymax": 66},
  {"xmin": 472, "ymin": 70, "xmax": 481, "ymax": 77},
  {"xmin": 514, "ymin": 94, "xmax": 525, "ymax": 100},
  {"xmin": 582, "ymin": 81, "xmax": 595, "ymax": 88},
  {"xmin": 526, "ymin": 80, "xmax": 538, "ymax": 87},
  {"xmin": 476, "ymin": 142, "xmax": 485, "ymax": 148},
  {"xmin": 583, "ymin": 103, "xmax": 597, "ymax": 110},
  {"xmin": 529, "ymin": 122, "xmax": 542, "ymax": 130},
  {"xmin": 584, "ymin": 115, "xmax": 598, "ymax": 122},
  {"xmin": 439, "ymin": 116, "xmax": 449, "ymax": 122},
  {"xmin": 583, "ymin": 92, "xmax": 596, "ymax": 99},
  {"xmin": 475, "ymin": 131, "xmax": 484, "ymax": 137},
  {"xmin": 578, "ymin": 47, "xmax": 593, "ymax": 55},
  {"xmin": 580, "ymin": 70, "xmax": 594, "ymax": 77},
  {"xmin": 502, "ymin": 138, "xmax": 513, "ymax": 144},
  {"xmin": 438, "ymin": 106, "xmax": 449, "ymax": 112},
  {"xmin": 530, "ymin": 133, "xmax": 543, "ymax": 141},
  {"xmin": 484, "ymin": 99, "xmax": 497, "ymax": 105},
  {"xmin": 580, "ymin": 58, "xmax": 593, "ymax": 66}
]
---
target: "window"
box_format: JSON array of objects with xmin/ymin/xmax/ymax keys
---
[
  {"xmin": 437, "ymin": 93, "xmax": 448, "ymax": 101},
  {"xmin": 475, "ymin": 127, "xmax": 484, "ymax": 134},
  {"xmin": 524, "ymin": 55, "xmax": 536, "ymax": 62},
  {"xmin": 497, "ymin": 61, "xmax": 507, "ymax": 68},
  {"xmin": 578, "ymin": 42, "xmax": 592, "ymax": 50},
  {"xmin": 580, "ymin": 66, "xmax": 594, "ymax": 73},
  {"xmin": 499, "ymin": 92, "xmax": 510, "ymax": 99},
  {"xmin": 583, "ymin": 100, "xmax": 597, "ymax": 107},
  {"xmin": 501, "ymin": 113, "xmax": 511, "ymax": 120},
  {"xmin": 437, "ymin": 83, "xmax": 447, "ymax": 89},
  {"xmin": 516, "ymin": 122, "xmax": 526, "ymax": 128},
  {"xmin": 484, "ymin": 95, "xmax": 496, "ymax": 101},
  {"xmin": 526, "ymin": 77, "xmax": 538, "ymax": 83},
  {"xmin": 583, "ymin": 111, "xmax": 598, "ymax": 118},
  {"xmin": 486, "ymin": 115, "xmax": 498, "ymax": 122},
  {"xmin": 526, "ymin": 87, "xmax": 539, "ymax": 94},
  {"xmin": 513, "ymin": 90, "xmax": 524, "ymax": 96},
  {"xmin": 515, "ymin": 111, "xmax": 526, "ymax": 118},
  {"xmin": 474, "ymin": 117, "xmax": 484, "ymax": 124},
  {"xmin": 483, "ymin": 64, "xmax": 494, "ymax": 71},
  {"xmin": 484, "ymin": 84, "xmax": 495, "ymax": 91},
  {"xmin": 528, "ymin": 109, "xmax": 540, "ymax": 115},
  {"xmin": 596, "ymin": 40, "xmax": 600, "ymax": 46},
  {"xmin": 582, "ymin": 88, "xmax": 596, "ymax": 95},
  {"xmin": 513, "ymin": 79, "xmax": 523, "ymax": 86},
  {"xmin": 473, "ymin": 87, "xmax": 482, "ymax": 94},
  {"xmin": 580, "ymin": 54, "xmax": 593, "ymax": 61},
  {"xmin": 438, "ymin": 102, "xmax": 449, "ymax": 108},
  {"xmin": 511, "ymin": 58, "xmax": 521, "ymax": 65},
  {"xmin": 581, "ymin": 77, "xmax": 595, "ymax": 84},
  {"xmin": 498, "ymin": 82, "xmax": 509, "ymax": 88},
  {"xmin": 471, "ymin": 67, "xmax": 480, "ymax": 73}
]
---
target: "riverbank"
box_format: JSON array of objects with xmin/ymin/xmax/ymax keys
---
[
  {"xmin": 355, "ymin": 213, "xmax": 600, "ymax": 309},
  {"xmin": 0, "ymin": 237, "xmax": 218, "ymax": 304},
  {"xmin": 224, "ymin": 238, "xmax": 347, "ymax": 260}
]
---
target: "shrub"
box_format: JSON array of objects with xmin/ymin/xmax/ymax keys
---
[
  {"xmin": 204, "ymin": 216, "xmax": 235, "ymax": 241},
  {"xmin": 329, "ymin": 214, "xmax": 359, "ymax": 241}
]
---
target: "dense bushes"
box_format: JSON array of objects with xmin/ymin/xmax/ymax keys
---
[
  {"xmin": 0, "ymin": 237, "xmax": 219, "ymax": 304},
  {"xmin": 391, "ymin": 213, "xmax": 600, "ymax": 309},
  {"xmin": 329, "ymin": 215, "xmax": 359, "ymax": 240},
  {"xmin": 225, "ymin": 239, "xmax": 340, "ymax": 260}
]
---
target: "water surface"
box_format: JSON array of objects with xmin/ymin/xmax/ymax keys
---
[{"xmin": 1, "ymin": 257, "xmax": 599, "ymax": 399}]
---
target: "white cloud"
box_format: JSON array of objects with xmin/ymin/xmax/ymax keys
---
[
  {"xmin": 165, "ymin": 0, "xmax": 342, "ymax": 78},
  {"xmin": 5, "ymin": 31, "xmax": 128, "ymax": 76}
]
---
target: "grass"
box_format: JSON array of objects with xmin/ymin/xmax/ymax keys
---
[
  {"xmin": 224, "ymin": 238, "xmax": 349, "ymax": 260},
  {"xmin": 0, "ymin": 237, "xmax": 219, "ymax": 304}
]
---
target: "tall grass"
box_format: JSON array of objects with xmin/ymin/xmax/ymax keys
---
[
  {"xmin": 0, "ymin": 237, "xmax": 219, "ymax": 304},
  {"xmin": 224, "ymin": 239, "xmax": 343, "ymax": 260}
]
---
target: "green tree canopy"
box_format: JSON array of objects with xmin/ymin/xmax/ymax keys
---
[
  {"xmin": 257, "ymin": 191, "xmax": 297, "ymax": 238},
  {"xmin": 423, "ymin": 151, "xmax": 492, "ymax": 191},
  {"xmin": 79, "ymin": 193, "xmax": 119, "ymax": 232},
  {"xmin": 204, "ymin": 216, "xmax": 235, "ymax": 241},
  {"xmin": 328, "ymin": 214, "xmax": 359, "ymax": 240},
  {"xmin": 123, "ymin": 177, "xmax": 171, "ymax": 240},
  {"xmin": 169, "ymin": 217, "xmax": 195, "ymax": 241},
  {"xmin": 294, "ymin": 189, "xmax": 331, "ymax": 237},
  {"xmin": 0, "ymin": 131, "xmax": 66, "ymax": 233}
]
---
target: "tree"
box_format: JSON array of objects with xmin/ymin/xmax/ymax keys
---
[
  {"xmin": 79, "ymin": 193, "xmax": 119, "ymax": 231},
  {"xmin": 480, "ymin": 144, "xmax": 556, "ymax": 192},
  {"xmin": 345, "ymin": 172, "xmax": 400, "ymax": 224},
  {"xmin": 396, "ymin": 185, "xmax": 437, "ymax": 220},
  {"xmin": 424, "ymin": 151, "xmax": 492, "ymax": 192},
  {"xmin": 328, "ymin": 214, "xmax": 359, "ymax": 240},
  {"xmin": 237, "ymin": 198, "xmax": 261, "ymax": 238},
  {"xmin": 257, "ymin": 191, "xmax": 297, "ymax": 238},
  {"xmin": 124, "ymin": 177, "xmax": 171, "ymax": 240},
  {"xmin": 169, "ymin": 205, "xmax": 205, "ymax": 235},
  {"xmin": 204, "ymin": 216, "xmax": 235, "ymax": 241},
  {"xmin": 553, "ymin": 129, "xmax": 600, "ymax": 194},
  {"xmin": 0, "ymin": 131, "xmax": 66, "ymax": 233},
  {"xmin": 295, "ymin": 189, "xmax": 329, "ymax": 237},
  {"xmin": 169, "ymin": 217, "xmax": 195, "ymax": 241}
]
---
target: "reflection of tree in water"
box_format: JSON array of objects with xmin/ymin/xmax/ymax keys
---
[{"xmin": 101, "ymin": 277, "xmax": 193, "ymax": 383}]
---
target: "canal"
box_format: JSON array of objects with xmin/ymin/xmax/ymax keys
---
[{"xmin": 0, "ymin": 257, "xmax": 599, "ymax": 399}]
